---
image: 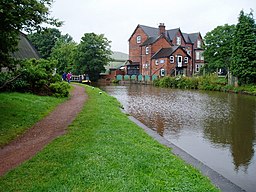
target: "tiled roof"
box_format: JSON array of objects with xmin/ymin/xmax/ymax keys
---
[
  {"xmin": 141, "ymin": 36, "xmax": 160, "ymax": 46},
  {"xmin": 139, "ymin": 25, "xmax": 159, "ymax": 37},
  {"xmin": 151, "ymin": 46, "xmax": 179, "ymax": 59},
  {"xmin": 138, "ymin": 24, "xmax": 200, "ymax": 45},
  {"xmin": 12, "ymin": 32, "xmax": 40, "ymax": 59}
]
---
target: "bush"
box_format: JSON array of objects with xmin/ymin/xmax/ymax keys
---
[{"xmin": 49, "ymin": 81, "xmax": 70, "ymax": 97}]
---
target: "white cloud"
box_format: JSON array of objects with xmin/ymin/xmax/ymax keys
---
[{"xmin": 51, "ymin": 0, "xmax": 256, "ymax": 53}]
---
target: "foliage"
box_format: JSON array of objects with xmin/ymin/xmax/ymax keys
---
[
  {"xmin": 0, "ymin": 59, "xmax": 67, "ymax": 96},
  {"xmin": 0, "ymin": 85, "xmax": 219, "ymax": 192},
  {"xmin": 231, "ymin": 10, "xmax": 256, "ymax": 85},
  {"xmin": 203, "ymin": 24, "xmax": 235, "ymax": 73},
  {"xmin": 50, "ymin": 38, "xmax": 77, "ymax": 74},
  {"xmin": 0, "ymin": 92, "xmax": 66, "ymax": 147},
  {"xmin": 28, "ymin": 28, "xmax": 63, "ymax": 59},
  {"xmin": 49, "ymin": 81, "xmax": 70, "ymax": 97},
  {"xmin": 0, "ymin": 0, "xmax": 62, "ymax": 68},
  {"xmin": 74, "ymin": 33, "xmax": 112, "ymax": 81}
]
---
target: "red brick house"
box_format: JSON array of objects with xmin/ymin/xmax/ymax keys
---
[{"xmin": 128, "ymin": 23, "xmax": 204, "ymax": 77}]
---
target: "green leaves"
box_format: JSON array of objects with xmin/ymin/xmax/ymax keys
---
[
  {"xmin": 231, "ymin": 10, "xmax": 256, "ymax": 85},
  {"xmin": 203, "ymin": 24, "xmax": 235, "ymax": 72},
  {"xmin": 74, "ymin": 33, "xmax": 112, "ymax": 81}
]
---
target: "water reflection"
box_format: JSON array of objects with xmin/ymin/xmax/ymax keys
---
[{"xmin": 100, "ymin": 84, "xmax": 256, "ymax": 192}]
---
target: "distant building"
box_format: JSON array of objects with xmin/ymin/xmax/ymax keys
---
[
  {"xmin": 128, "ymin": 23, "xmax": 204, "ymax": 76},
  {"xmin": 100, "ymin": 51, "xmax": 128, "ymax": 80}
]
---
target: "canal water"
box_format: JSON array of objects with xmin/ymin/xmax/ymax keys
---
[{"xmin": 100, "ymin": 84, "xmax": 256, "ymax": 192}]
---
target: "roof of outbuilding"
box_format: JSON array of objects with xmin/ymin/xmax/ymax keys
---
[{"xmin": 12, "ymin": 32, "xmax": 40, "ymax": 60}]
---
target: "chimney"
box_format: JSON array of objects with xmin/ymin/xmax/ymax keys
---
[{"xmin": 158, "ymin": 23, "xmax": 166, "ymax": 36}]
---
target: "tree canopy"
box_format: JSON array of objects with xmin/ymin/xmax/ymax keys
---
[
  {"xmin": 231, "ymin": 10, "xmax": 256, "ymax": 84},
  {"xmin": 74, "ymin": 33, "xmax": 112, "ymax": 81},
  {"xmin": 203, "ymin": 24, "xmax": 235, "ymax": 73},
  {"xmin": 0, "ymin": 0, "xmax": 61, "ymax": 68}
]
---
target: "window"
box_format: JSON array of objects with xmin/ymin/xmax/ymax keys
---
[
  {"xmin": 184, "ymin": 57, "xmax": 188, "ymax": 64},
  {"xmin": 160, "ymin": 59, "xmax": 164, "ymax": 64},
  {"xmin": 145, "ymin": 46, "xmax": 149, "ymax": 54},
  {"xmin": 195, "ymin": 64, "xmax": 200, "ymax": 72},
  {"xmin": 196, "ymin": 51, "xmax": 204, "ymax": 60},
  {"xmin": 170, "ymin": 56, "xmax": 174, "ymax": 63},
  {"xmin": 196, "ymin": 52, "xmax": 200, "ymax": 60},
  {"xmin": 160, "ymin": 69, "xmax": 165, "ymax": 77},
  {"xmin": 177, "ymin": 55, "xmax": 182, "ymax": 67},
  {"xmin": 187, "ymin": 50, "xmax": 191, "ymax": 56},
  {"xmin": 136, "ymin": 36, "xmax": 141, "ymax": 43},
  {"xmin": 176, "ymin": 36, "xmax": 181, "ymax": 45},
  {"xmin": 155, "ymin": 60, "xmax": 159, "ymax": 65},
  {"xmin": 197, "ymin": 40, "xmax": 201, "ymax": 48}
]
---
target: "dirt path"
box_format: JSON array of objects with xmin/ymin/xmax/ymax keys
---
[{"xmin": 0, "ymin": 84, "xmax": 87, "ymax": 176}]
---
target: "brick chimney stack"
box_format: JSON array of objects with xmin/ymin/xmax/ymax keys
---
[{"xmin": 158, "ymin": 23, "xmax": 166, "ymax": 36}]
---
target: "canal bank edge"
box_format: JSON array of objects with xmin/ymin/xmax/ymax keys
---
[{"xmin": 127, "ymin": 115, "xmax": 246, "ymax": 192}]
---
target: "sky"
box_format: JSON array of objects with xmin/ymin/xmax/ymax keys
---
[{"xmin": 50, "ymin": 0, "xmax": 255, "ymax": 54}]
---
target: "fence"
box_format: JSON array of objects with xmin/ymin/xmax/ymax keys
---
[{"xmin": 116, "ymin": 75, "xmax": 159, "ymax": 83}]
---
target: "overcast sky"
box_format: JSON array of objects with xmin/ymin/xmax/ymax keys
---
[{"xmin": 51, "ymin": 0, "xmax": 255, "ymax": 53}]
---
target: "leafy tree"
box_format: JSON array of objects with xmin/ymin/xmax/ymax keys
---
[
  {"xmin": 50, "ymin": 38, "xmax": 77, "ymax": 74},
  {"xmin": 203, "ymin": 24, "xmax": 235, "ymax": 73},
  {"xmin": 28, "ymin": 28, "xmax": 62, "ymax": 59},
  {"xmin": 0, "ymin": 0, "xmax": 61, "ymax": 68},
  {"xmin": 74, "ymin": 33, "xmax": 112, "ymax": 81},
  {"xmin": 231, "ymin": 10, "xmax": 256, "ymax": 85}
]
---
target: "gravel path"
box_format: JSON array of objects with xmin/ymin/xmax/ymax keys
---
[{"xmin": 0, "ymin": 84, "xmax": 87, "ymax": 176}]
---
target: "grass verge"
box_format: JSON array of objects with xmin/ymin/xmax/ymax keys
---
[
  {"xmin": 0, "ymin": 85, "xmax": 220, "ymax": 191},
  {"xmin": 0, "ymin": 92, "xmax": 66, "ymax": 147}
]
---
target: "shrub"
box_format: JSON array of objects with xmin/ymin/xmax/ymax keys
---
[{"xmin": 49, "ymin": 81, "xmax": 70, "ymax": 97}]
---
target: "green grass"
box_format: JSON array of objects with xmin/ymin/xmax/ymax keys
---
[
  {"xmin": 0, "ymin": 85, "xmax": 220, "ymax": 191},
  {"xmin": 0, "ymin": 92, "xmax": 66, "ymax": 147}
]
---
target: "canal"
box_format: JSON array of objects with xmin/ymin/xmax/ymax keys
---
[{"xmin": 100, "ymin": 84, "xmax": 256, "ymax": 192}]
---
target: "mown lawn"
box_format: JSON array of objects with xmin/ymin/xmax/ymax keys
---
[
  {"xmin": 0, "ymin": 85, "xmax": 220, "ymax": 191},
  {"xmin": 0, "ymin": 92, "xmax": 66, "ymax": 147}
]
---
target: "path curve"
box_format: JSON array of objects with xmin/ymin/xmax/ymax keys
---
[{"xmin": 0, "ymin": 84, "xmax": 87, "ymax": 176}]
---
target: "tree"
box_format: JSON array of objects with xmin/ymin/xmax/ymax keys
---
[
  {"xmin": 231, "ymin": 10, "xmax": 256, "ymax": 85},
  {"xmin": 28, "ymin": 28, "xmax": 62, "ymax": 59},
  {"xmin": 203, "ymin": 24, "xmax": 235, "ymax": 73},
  {"xmin": 74, "ymin": 33, "xmax": 112, "ymax": 81},
  {"xmin": 0, "ymin": 0, "xmax": 61, "ymax": 68},
  {"xmin": 50, "ymin": 38, "xmax": 77, "ymax": 74}
]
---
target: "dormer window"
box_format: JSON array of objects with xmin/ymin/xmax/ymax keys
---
[
  {"xmin": 176, "ymin": 36, "xmax": 181, "ymax": 45},
  {"xmin": 170, "ymin": 56, "xmax": 174, "ymax": 63},
  {"xmin": 197, "ymin": 40, "xmax": 201, "ymax": 48},
  {"xmin": 145, "ymin": 46, "xmax": 149, "ymax": 54},
  {"xmin": 137, "ymin": 36, "xmax": 141, "ymax": 43}
]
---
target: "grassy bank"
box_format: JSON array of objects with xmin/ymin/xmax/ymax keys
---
[
  {"xmin": 0, "ymin": 85, "xmax": 219, "ymax": 191},
  {"xmin": 0, "ymin": 92, "xmax": 66, "ymax": 147},
  {"xmin": 154, "ymin": 75, "xmax": 256, "ymax": 95}
]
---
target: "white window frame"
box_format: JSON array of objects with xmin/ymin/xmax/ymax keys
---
[
  {"xmin": 177, "ymin": 55, "xmax": 182, "ymax": 67},
  {"xmin": 187, "ymin": 50, "xmax": 191, "ymax": 56},
  {"xmin": 197, "ymin": 40, "xmax": 201, "ymax": 48},
  {"xmin": 155, "ymin": 60, "xmax": 159, "ymax": 65},
  {"xmin": 195, "ymin": 64, "xmax": 200, "ymax": 72},
  {"xmin": 176, "ymin": 36, "xmax": 181, "ymax": 45},
  {"xmin": 160, "ymin": 69, "xmax": 165, "ymax": 77},
  {"xmin": 170, "ymin": 56, "xmax": 174, "ymax": 63},
  {"xmin": 145, "ymin": 46, "xmax": 149, "ymax": 55},
  {"xmin": 196, "ymin": 51, "xmax": 200, "ymax": 60},
  {"xmin": 136, "ymin": 36, "xmax": 141, "ymax": 43},
  {"xmin": 184, "ymin": 57, "xmax": 188, "ymax": 64}
]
